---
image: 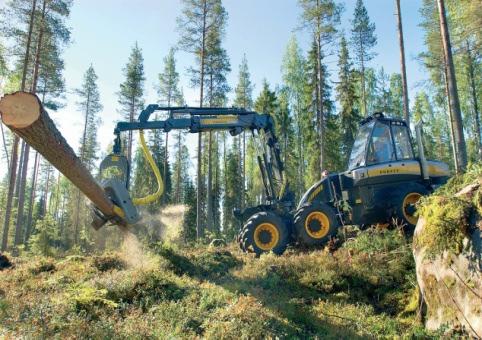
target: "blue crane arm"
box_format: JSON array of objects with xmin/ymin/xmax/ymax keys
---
[{"xmin": 111, "ymin": 105, "xmax": 291, "ymax": 204}]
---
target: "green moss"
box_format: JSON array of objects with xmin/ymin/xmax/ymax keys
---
[
  {"xmin": 66, "ymin": 286, "xmax": 118, "ymax": 313},
  {"xmin": 415, "ymin": 196, "xmax": 471, "ymax": 258}
]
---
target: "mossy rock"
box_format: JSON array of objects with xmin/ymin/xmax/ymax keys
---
[
  {"xmin": 414, "ymin": 196, "xmax": 471, "ymax": 259},
  {"xmin": 413, "ymin": 179, "xmax": 482, "ymax": 338}
]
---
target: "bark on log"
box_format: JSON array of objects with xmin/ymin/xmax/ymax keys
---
[{"xmin": 0, "ymin": 91, "xmax": 118, "ymax": 222}]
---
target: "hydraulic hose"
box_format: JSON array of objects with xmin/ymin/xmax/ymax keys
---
[
  {"xmin": 112, "ymin": 129, "xmax": 164, "ymax": 220},
  {"xmin": 132, "ymin": 129, "xmax": 164, "ymax": 205}
]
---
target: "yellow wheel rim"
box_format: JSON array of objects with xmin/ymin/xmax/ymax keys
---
[
  {"xmin": 402, "ymin": 193, "xmax": 422, "ymax": 225},
  {"xmin": 305, "ymin": 211, "xmax": 330, "ymax": 239},
  {"xmin": 254, "ymin": 223, "xmax": 279, "ymax": 251}
]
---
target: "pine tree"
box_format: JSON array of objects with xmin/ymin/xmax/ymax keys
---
[
  {"xmin": 197, "ymin": 11, "xmax": 230, "ymax": 234},
  {"xmin": 336, "ymin": 36, "xmax": 359, "ymax": 165},
  {"xmin": 395, "ymin": 0, "xmax": 410, "ymax": 124},
  {"xmin": 177, "ymin": 0, "xmax": 226, "ymax": 239},
  {"xmin": 350, "ymin": 0, "xmax": 377, "ymax": 116},
  {"xmin": 233, "ymin": 55, "xmax": 253, "ymax": 209},
  {"xmin": 118, "ymin": 43, "xmax": 145, "ymax": 168},
  {"xmin": 436, "ymin": 0, "xmax": 467, "ymax": 172}
]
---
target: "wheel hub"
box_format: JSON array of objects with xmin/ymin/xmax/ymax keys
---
[
  {"xmin": 254, "ymin": 223, "xmax": 280, "ymax": 251},
  {"xmin": 305, "ymin": 211, "xmax": 330, "ymax": 239},
  {"xmin": 258, "ymin": 230, "xmax": 272, "ymax": 244},
  {"xmin": 308, "ymin": 219, "xmax": 322, "ymax": 232}
]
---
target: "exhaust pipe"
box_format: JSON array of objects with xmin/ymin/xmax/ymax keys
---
[{"xmin": 415, "ymin": 121, "xmax": 429, "ymax": 180}]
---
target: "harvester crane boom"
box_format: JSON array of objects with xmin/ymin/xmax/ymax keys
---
[{"xmin": 96, "ymin": 105, "xmax": 293, "ymax": 229}]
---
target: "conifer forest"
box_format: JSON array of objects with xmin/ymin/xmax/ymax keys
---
[{"xmin": 0, "ymin": 0, "xmax": 481, "ymax": 338}]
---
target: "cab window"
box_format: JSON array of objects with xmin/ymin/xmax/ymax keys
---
[
  {"xmin": 391, "ymin": 124, "xmax": 413, "ymax": 160},
  {"xmin": 366, "ymin": 122, "xmax": 394, "ymax": 164},
  {"xmin": 347, "ymin": 121, "xmax": 374, "ymax": 169}
]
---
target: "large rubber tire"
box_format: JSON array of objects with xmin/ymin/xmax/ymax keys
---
[
  {"xmin": 294, "ymin": 202, "xmax": 339, "ymax": 247},
  {"xmin": 238, "ymin": 212, "xmax": 290, "ymax": 256},
  {"xmin": 394, "ymin": 185, "xmax": 429, "ymax": 234}
]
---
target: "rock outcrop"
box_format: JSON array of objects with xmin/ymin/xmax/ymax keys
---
[{"xmin": 413, "ymin": 178, "xmax": 482, "ymax": 338}]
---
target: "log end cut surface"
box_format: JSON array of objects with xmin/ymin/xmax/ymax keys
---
[{"xmin": 0, "ymin": 92, "xmax": 41, "ymax": 129}]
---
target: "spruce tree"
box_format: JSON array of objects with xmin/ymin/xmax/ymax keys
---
[
  {"xmin": 298, "ymin": 0, "xmax": 341, "ymax": 172},
  {"xmin": 118, "ymin": 42, "xmax": 145, "ymax": 168},
  {"xmin": 350, "ymin": 0, "xmax": 377, "ymax": 116},
  {"xmin": 336, "ymin": 36, "xmax": 359, "ymax": 165}
]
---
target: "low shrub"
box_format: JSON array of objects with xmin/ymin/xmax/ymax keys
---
[{"xmin": 92, "ymin": 254, "xmax": 126, "ymax": 272}]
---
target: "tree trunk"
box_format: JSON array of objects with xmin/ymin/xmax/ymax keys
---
[
  {"xmin": 0, "ymin": 123, "xmax": 9, "ymax": 168},
  {"xmin": 465, "ymin": 42, "xmax": 481, "ymax": 160},
  {"xmin": 175, "ymin": 131, "xmax": 182, "ymax": 203},
  {"xmin": 24, "ymin": 151, "xmax": 39, "ymax": 242},
  {"xmin": 316, "ymin": 30, "xmax": 324, "ymax": 174},
  {"xmin": 206, "ymin": 131, "xmax": 213, "ymax": 232},
  {"xmin": 163, "ymin": 131, "xmax": 169, "ymax": 205},
  {"xmin": 2, "ymin": 0, "xmax": 38, "ymax": 251},
  {"xmin": 1, "ymin": 137, "xmax": 19, "ymax": 251},
  {"xmin": 74, "ymin": 87, "xmax": 91, "ymax": 244},
  {"xmin": 14, "ymin": 0, "xmax": 47, "ymax": 251},
  {"xmin": 395, "ymin": 0, "xmax": 410, "ymax": 125},
  {"xmin": 41, "ymin": 164, "xmax": 51, "ymax": 217},
  {"xmin": 242, "ymin": 131, "xmax": 246, "ymax": 209},
  {"xmin": 196, "ymin": 0, "xmax": 208, "ymax": 240},
  {"xmin": 443, "ymin": 64, "xmax": 458, "ymax": 171},
  {"xmin": 437, "ymin": 0, "xmax": 467, "ymax": 173},
  {"xmin": 14, "ymin": 141, "xmax": 29, "ymax": 248},
  {"xmin": 0, "ymin": 92, "xmax": 122, "ymax": 224},
  {"xmin": 15, "ymin": 141, "xmax": 25, "ymax": 199}
]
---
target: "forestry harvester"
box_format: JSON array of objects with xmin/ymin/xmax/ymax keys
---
[{"xmin": 0, "ymin": 92, "xmax": 449, "ymax": 256}]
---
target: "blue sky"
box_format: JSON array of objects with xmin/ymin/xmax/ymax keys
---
[{"xmin": 1, "ymin": 0, "xmax": 431, "ymax": 174}]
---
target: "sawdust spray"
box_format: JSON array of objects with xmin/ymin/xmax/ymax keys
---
[{"xmin": 119, "ymin": 204, "xmax": 187, "ymax": 269}]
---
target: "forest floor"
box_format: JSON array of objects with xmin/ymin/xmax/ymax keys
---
[{"xmin": 0, "ymin": 224, "xmax": 445, "ymax": 339}]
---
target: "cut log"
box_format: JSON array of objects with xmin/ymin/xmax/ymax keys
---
[{"xmin": 0, "ymin": 91, "xmax": 120, "ymax": 225}]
